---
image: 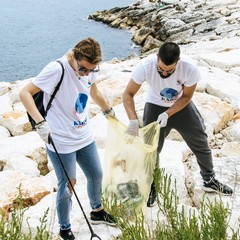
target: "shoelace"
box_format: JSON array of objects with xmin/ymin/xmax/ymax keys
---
[
  {"xmin": 206, "ymin": 177, "xmax": 224, "ymax": 190},
  {"xmin": 205, "ymin": 176, "xmax": 215, "ymax": 184}
]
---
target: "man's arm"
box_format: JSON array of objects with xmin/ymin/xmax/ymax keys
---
[
  {"xmin": 122, "ymin": 79, "xmax": 142, "ymax": 120},
  {"xmin": 166, "ymin": 83, "xmax": 197, "ymax": 117}
]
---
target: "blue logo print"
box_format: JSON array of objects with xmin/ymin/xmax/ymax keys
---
[
  {"xmin": 160, "ymin": 88, "xmax": 179, "ymax": 103},
  {"xmin": 75, "ymin": 93, "xmax": 88, "ymax": 113},
  {"xmin": 74, "ymin": 93, "xmax": 88, "ymax": 128}
]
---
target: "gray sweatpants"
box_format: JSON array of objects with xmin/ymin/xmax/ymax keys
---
[{"xmin": 143, "ymin": 101, "xmax": 215, "ymax": 181}]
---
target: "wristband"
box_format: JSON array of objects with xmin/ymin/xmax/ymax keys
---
[
  {"xmin": 35, "ymin": 119, "xmax": 46, "ymax": 126},
  {"xmin": 102, "ymin": 107, "xmax": 113, "ymax": 115}
]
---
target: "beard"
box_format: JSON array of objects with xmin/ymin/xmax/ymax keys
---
[{"xmin": 158, "ymin": 71, "xmax": 173, "ymax": 79}]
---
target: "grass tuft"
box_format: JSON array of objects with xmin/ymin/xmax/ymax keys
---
[
  {"xmin": 106, "ymin": 168, "xmax": 240, "ymax": 240},
  {"xmin": 0, "ymin": 185, "xmax": 50, "ymax": 240}
]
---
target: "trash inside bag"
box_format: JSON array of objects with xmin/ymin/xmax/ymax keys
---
[{"xmin": 103, "ymin": 117, "xmax": 160, "ymax": 217}]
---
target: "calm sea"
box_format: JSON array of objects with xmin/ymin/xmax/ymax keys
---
[{"xmin": 0, "ymin": 0, "xmax": 140, "ymax": 82}]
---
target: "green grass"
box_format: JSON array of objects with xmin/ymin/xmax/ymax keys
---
[
  {"xmin": 1, "ymin": 171, "xmax": 239, "ymax": 240},
  {"xmin": 0, "ymin": 185, "xmax": 50, "ymax": 240},
  {"xmin": 104, "ymin": 168, "xmax": 240, "ymax": 240}
]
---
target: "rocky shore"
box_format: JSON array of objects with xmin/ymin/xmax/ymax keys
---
[
  {"xmin": 0, "ymin": 0, "xmax": 240, "ymax": 239},
  {"xmin": 89, "ymin": 0, "xmax": 240, "ymax": 54}
]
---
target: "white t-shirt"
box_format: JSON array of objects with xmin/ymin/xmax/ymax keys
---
[
  {"xmin": 32, "ymin": 55, "xmax": 97, "ymax": 153},
  {"xmin": 131, "ymin": 54, "xmax": 201, "ymax": 107}
]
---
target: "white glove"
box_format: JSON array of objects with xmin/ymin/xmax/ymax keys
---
[
  {"xmin": 157, "ymin": 112, "xmax": 169, "ymax": 127},
  {"xmin": 125, "ymin": 119, "xmax": 139, "ymax": 136},
  {"xmin": 35, "ymin": 120, "xmax": 51, "ymax": 143},
  {"xmin": 102, "ymin": 107, "xmax": 116, "ymax": 119}
]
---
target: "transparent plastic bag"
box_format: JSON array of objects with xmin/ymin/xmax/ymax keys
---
[{"xmin": 103, "ymin": 117, "xmax": 160, "ymax": 217}]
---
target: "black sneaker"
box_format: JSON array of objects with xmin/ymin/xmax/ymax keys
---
[
  {"xmin": 59, "ymin": 228, "xmax": 75, "ymax": 240},
  {"xmin": 90, "ymin": 209, "xmax": 116, "ymax": 226},
  {"xmin": 147, "ymin": 182, "xmax": 156, "ymax": 207},
  {"xmin": 202, "ymin": 177, "xmax": 233, "ymax": 196}
]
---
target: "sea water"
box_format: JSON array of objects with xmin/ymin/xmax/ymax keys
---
[{"xmin": 0, "ymin": 0, "xmax": 140, "ymax": 82}]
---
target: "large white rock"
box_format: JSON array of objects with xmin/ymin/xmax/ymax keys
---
[
  {"xmin": 0, "ymin": 131, "xmax": 49, "ymax": 175},
  {"xmin": 0, "ymin": 131, "xmax": 44, "ymax": 159},
  {"xmin": 0, "ymin": 95, "xmax": 13, "ymax": 115},
  {"xmin": 199, "ymin": 49, "xmax": 240, "ymax": 70},
  {"xmin": 222, "ymin": 120, "xmax": 240, "ymax": 141},
  {"xmin": 193, "ymin": 92, "xmax": 234, "ymax": 134},
  {"xmin": 160, "ymin": 140, "xmax": 191, "ymax": 203},
  {"xmin": 0, "ymin": 111, "xmax": 32, "ymax": 136},
  {"xmin": 221, "ymin": 141, "xmax": 240, "ymax": 157},
  {"xmin": 0, "ymin": 170, "xmax": 52, "ymax": 214},
  {"xmin": 4, "ymin": 156, "xmax": 40, "ymax": 176},
  {"xmin": 200, "ymin": 67, "xmax": 240, "ymax": 110},
  {"xmin": 0, "ymin": 125, "xmax": 10, "ymax": 140}
]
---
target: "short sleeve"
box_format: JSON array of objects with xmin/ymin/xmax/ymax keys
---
[
  {"xmin": 184, "ymin": 66, "xmax": 201, "ymax": 87},
  {"xmin": 131, "ymin": 61, "xmax": 146, "ymax": 85},
  {"xmin": 32, "ymin": 61, "xmax": 63, "ymax": 95}
]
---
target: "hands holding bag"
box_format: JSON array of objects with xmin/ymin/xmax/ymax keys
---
[
  {"xmin": 125, "ymin": 120, "xmax": 139, "ymax": 136},
  {"xmin": 124, "ymin": 119, "xmax": 139, "ymax": 144}
]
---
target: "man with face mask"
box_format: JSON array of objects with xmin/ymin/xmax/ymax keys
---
[{"xmin": 122, "ymin": 42, "xmax": 233, "ymax": 207}]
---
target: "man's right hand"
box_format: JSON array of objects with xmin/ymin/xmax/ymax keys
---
[
  {"xmin": 35, "ymin": 120, "xmax": 51, "ymax": 143},
  {"xmin": 125, "ymin": 119, "xmax": 139, "ymax": 136}
]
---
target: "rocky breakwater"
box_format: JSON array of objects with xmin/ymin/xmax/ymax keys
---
[{"xmin": 88, "ymin": 0, "xmax": 240, "ymax": 54}]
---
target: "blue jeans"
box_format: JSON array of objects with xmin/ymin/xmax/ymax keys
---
[{"xmin": 47, "ymin": 141, "xmax": 103, "ymax": 230}]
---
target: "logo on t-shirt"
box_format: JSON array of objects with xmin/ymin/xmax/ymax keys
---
[
  {"xmin": 73, "ymin": 93, "xmax": 88, "ymax": 128},
  {"xmin": 160, "ymin": 88, "xmax": 179, "ymax": 103},
  {"xmin": 88, "ymin": 79, "xmax": 92, "ymax": 88}
]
